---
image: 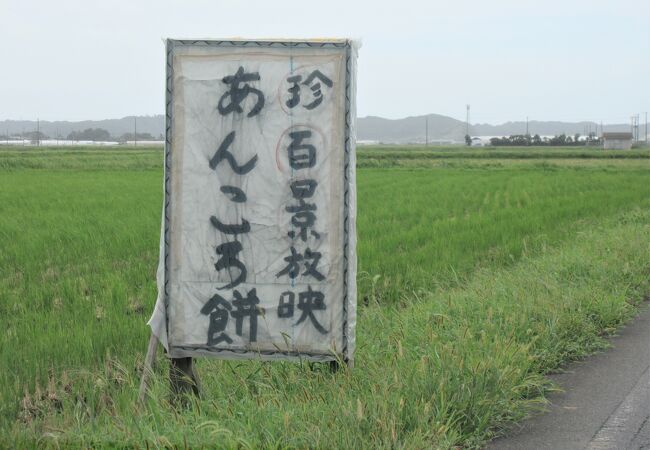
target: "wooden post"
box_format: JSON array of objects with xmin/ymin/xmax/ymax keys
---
[
  {"xmin": 329, "ymin": 358, "xmax": 354, "ymax": 373},
  {"xmin": 138, "ymin": 333, "xmax": 159, "ymax": 404},
  {"xmin": 138, "ymin": 334, "xmax": 201, "ymax": 405},
  {"xmin": 170, "ymin": 357, "xmax": 201, "ymax": 402}
]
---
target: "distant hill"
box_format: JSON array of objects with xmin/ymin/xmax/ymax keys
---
[
  {"xmin": 357, "ymin": 114, "xmax": 466, "ymax": 143},
  {"xmin": 357, "ymin": 115, "xmax": 635, "ymax": 144},
  {"xmin": 0, "ymin": 116, "xmax": 165, "ymax": 139},
  {"xmin": 1, "ymin": 114, "xmax": 637, "ymax": 143}
]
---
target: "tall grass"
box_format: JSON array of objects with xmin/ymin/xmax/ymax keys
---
[{"xmin": 4, "ymin": 209, "xmax": 649, "ymax": 449}]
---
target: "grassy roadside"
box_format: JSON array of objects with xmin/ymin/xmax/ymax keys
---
[{"xmin": 3, "ymin": 207, "xmax": 649, "ymax": 449}]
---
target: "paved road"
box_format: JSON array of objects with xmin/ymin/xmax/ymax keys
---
[{"xmin": 488, "ymin": 304, "xmax": 650, "ymax": 450}]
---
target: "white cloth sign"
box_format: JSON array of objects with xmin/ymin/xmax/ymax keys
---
[{"xmin": 148, "ymin": 39, "xmax": 358, "ymax": 363}]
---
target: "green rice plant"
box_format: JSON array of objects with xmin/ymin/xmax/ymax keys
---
[
  {"xmin": 3, "ymin": 207, "xmax": 648, "ymax": 449},
  {"xmin": 0, "ymin": 147, "xmax": 648, "ymax": 448}
]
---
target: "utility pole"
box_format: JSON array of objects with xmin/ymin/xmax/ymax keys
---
[
  {"xmin": 645, "ymin": 112, "xmax": 648, "ymax": 144},
  {"xmin": 526, "ymin": 116, "xmax": 529, "ymax": 135},
  {"xmin": 630, "ymin": 114, "xmax": 642, "ymax": 142},
  {"xmin": 36, "ymin": 118, "xmax": 40, "ymax": 147},
  {"xmin": 425, "ymin": 115, "xmax": 428, "ymax": 147},
  {"xmin": 134, "ymin": 117, "xmax": 137, "ymax": 147},
  {"xmin": 466, "ymin": 104, "xmax": 470, "ymax": 137}
]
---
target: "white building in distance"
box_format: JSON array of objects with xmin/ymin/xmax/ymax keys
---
[{"xmin": 602, "ymin": 132, "xmax": 633, "ymax": 150}]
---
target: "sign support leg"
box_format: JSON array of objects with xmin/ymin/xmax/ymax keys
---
[
  {"xmin": 138, "ymin": 333, "xmax": 158, "ymax": 404},
  {"xmin": 170, "ymin": 357, "xmax": 201, "ymax": 401},
  {"xmin": 329, "ymin": 358, "xmax": 354, "ymax": 372}
]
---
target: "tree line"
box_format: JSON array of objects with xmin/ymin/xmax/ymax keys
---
[
  {"xmin": 486, "ymin": 133, "xmax": 600, "ymax": 146},
  {"xmin": 1, "ymin": 128, "xmax": 163, "ymax": 142}
]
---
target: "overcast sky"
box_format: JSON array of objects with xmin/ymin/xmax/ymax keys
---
[{"xmin": 2, "ymin": 0, "xmax": 648, "ymax": 124}]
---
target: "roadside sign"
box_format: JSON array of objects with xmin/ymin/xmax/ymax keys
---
[{"xmin": 148, "ymin": 39, "xmax": 358, "ymax": 365}]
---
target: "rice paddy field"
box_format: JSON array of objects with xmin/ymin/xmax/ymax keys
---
[{"xmin": 1, "ymin": 145, "xmax": 649, "ymax": 448}]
